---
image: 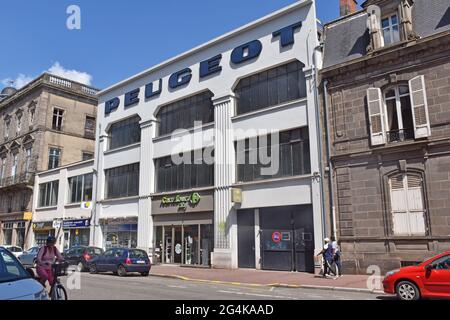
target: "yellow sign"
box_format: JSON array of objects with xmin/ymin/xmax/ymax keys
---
[
  {"xmin": 23, "ymin": 212, "xmax": 33, "ymax": 221},
  {"xmin": 231, "ymin": 188, "xmax": 242, "ymax": 204}
]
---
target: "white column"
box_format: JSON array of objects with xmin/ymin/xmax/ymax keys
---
[
  {"xmin": 90, "ymin": 134, "xmax": 106, "ymax": 248},
  {"xmin": 254, "ymin": 209, "xmax": 261, "ymax": 270},
  {"xmin": 56, "ymin": 168, "xmax": 68, "ymax": 251},
  {"xmin": 304, "ymin": 66, "xmax": 325, "ymax": 255},
  {"xmin": 212, "ymin": 94, "xmax": 236, "ymax": 269},
  {"xmin": 137, "ymin": 120, "xmax": 155, "ymax": 253}
]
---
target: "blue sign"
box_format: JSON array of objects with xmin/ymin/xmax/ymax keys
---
[
  {"xmin": 63, "ymin": 219, "xmax": 91, "ymax": 229},
  {"xmin": 105, "ymin": 21, "xmax": 303, "ymax": 115}
]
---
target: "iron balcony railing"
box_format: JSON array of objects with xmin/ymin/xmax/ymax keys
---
[{"xmin": 387, "ymin": 128, "xmax": 415, "ymax": 143}]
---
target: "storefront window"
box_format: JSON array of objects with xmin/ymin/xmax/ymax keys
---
[
  {"xmin": 104, "ymin": 224, "xmax": 137, "ymax": 249},
  {"xmin": 2, "ymin": 223, "xmax": 13, "ymax": 245},
  {"xmin": 35, "ymin": 230, "xmax": 55, "ymax": 247},
  {"xmin": 15, "ymin": 222, "xmax": 25, "ymax": 249}
]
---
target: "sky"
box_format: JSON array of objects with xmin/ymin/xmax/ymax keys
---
[{"xmin": 0, "ymin": 0, "xmax": 364, "ymax": 91}]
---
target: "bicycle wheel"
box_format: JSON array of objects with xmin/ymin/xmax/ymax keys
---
[{"xmin": 51, "ymin": 284, "xmax": 68, "ymax": 300}]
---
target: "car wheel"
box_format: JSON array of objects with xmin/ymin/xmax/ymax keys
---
[
  {"xmin": 90, "ymin": 264, "xmax": 98, "ymax": 274},
  {"xmin": 396, "ymin": 281, "xmax": 420, "ymax": 301},
  {"xmin": 117, "ymin": 265, "xmax": 127, "ymax": 277},
  {"xmin": 76, "ymin": 261, "xmax": 85, "ymax": 272},
  {"xmin": 141, "ymin": 272, "xmax": 149, "ymax": 277}
]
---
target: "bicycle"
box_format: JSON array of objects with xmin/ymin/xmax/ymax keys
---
[{"xmin": 49, "ymin": 261, "xmax": 69, "ymax": 300}]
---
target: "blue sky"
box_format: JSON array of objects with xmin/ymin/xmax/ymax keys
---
[{"xmin": 0, "ymin": 0, "xmax": 364, "ymax": 90}]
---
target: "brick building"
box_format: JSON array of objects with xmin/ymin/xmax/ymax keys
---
[
  {"xmin": 321, "ymin": 0, "xmax": 450, "ymax": 273},
  {"xmin": 0, "ymin": 74, "xmax": 98, "ymax": 250}
]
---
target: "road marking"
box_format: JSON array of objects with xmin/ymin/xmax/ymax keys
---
[
  {"xmin": 217, "ymin": 290, "xmax": 298, "ymax": 300},
  {"xmin": 168, "ymin": 285, "xmax": 187, "ymax": 289}
]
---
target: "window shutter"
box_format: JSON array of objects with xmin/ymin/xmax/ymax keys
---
[
  {"xmin": 409, "ymin": 75, "xmax": 431, "ymax": 139},
  {"xmin": 367, "ymin": 87, "xmax": 386, "ymax": 146},
  {"xmin": 367, "ymin": 5, "xmax": 384, "ymax": 49}
]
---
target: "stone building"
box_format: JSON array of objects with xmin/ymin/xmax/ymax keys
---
[
  {"xmin": 320, "ymin": 0, "xmax": 450, "ymax": 274},
  {"xmin": 0, "ymin": 73, "xmax": 98, "ymax": 249}
]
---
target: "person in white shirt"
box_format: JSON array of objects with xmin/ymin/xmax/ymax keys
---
[{"xmin": 330, "ymin": 236, "xmax": 342, "ymax": 277}]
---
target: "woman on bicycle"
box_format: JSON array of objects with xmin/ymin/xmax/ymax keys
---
[{"xmin": 36, "ymin": 236, "xmax": 64, "ymax": 288}]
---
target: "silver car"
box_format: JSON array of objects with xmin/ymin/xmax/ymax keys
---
[
  {"xmin": 0, "ymin": 247, "xmax": 49, "ymax": 300},
  {"xmin": 18, "ymin": 247, "xmax": 40, "ymax": 267}
]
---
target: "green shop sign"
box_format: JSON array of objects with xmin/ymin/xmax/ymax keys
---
[{"xmin": 161, "ymin": 192, "xmax": 201, "ymax": 209}]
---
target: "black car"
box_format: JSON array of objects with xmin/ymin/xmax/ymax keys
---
[
  {"xmin": 63, "ymin": 246, "xmax": 104, "ymax": 272},
  {"xmin": 88, "ymin": 248, "xmax": 151, "ymax": 277}
]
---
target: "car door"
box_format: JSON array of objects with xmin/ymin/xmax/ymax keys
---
[
  {"xmin": 98, "ymin": 249, "xmax": 114, "ymax": 272},
  {"xmin": 112, "ymin": 249, "xmax": 125, "ymax": 271},
  {"xmin": 423, "ymin": 255, "xmax": 450, "ymax": 297}
]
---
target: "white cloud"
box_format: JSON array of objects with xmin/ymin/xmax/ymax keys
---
[
  {"xmin": 47, "ymin": 62, "xmax": 92, "ymax": 86},
  {"xmin": 1, "ymin": 74, "xmax": 34, "ymax": 89},
  {"xmin": 2, "ymin": 62, "xmax": 93, "ymax": 90}
]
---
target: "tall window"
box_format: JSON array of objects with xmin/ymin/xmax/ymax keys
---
[
  {"xmin": 155, "ymin": 150, "xmax": 214, "ymax": 193},
  {"xmin": 389, "ymin": 173, "xmax": 426, "ymax": 236},
  {"xmin": 4, "ymin": 120, "xmax": 10, "ymax": 141},
  {"xmin": 235, "ymin": 61, "xmax": 306, "ymax": 115},
  {"xmin": 384, "ymin": 85, "xmax": 414, "ymax": 142},
  {"xmin": 84, "ymin": 116, "xmax": 96, "ymax": 139},
  {"xmin": 157, "ymin": 91, "xmax": 214, "ymax": 136},
  {"xmin": 236, "ymin": 127, "xmax": 310, "ymax": 183},
  {"xmin": 48, "ymin": 147, "xmax": 61, "ymax": 169},
  {"xmin": 0, "ymin": 158, "xmax": 5, "ymax": 185},
  {"xmin": 105, "ymin": 163, "xmax": 139, "ymax": 199},
  {"xmin": 16, "ymin": 113, "xmax": 22, "ymax": 136},
  {"xmin": 382, "ymin": 14, "xmax": 400, "ymax": 45},
  {"xmin": 2, "ymin": 222, "xmax": 13, "ymax": 245},
  {"xmin": 24, "ymin": 148, "xmax": 32, "ymax": 173},
  {"xmin": 29, "ymin": 107, "xmax": 35, "ymax": 125},
  {"xmin": 38, "ymin": 180, "xmax": 59, "ymax": 208},
  {"xmin": 68, "ymin": 173, "xmax": 93, "ymax": 203},
  {"xmin": 108, "ymin": 116, "xmax": 141, "ymax": 150},
  {"xmin": 52, "ymin": 108, "xmax": 64, "ymax": 131},
  {"xmin": 11, "ymin": 153, "xmax": 18, "ymax": 178}
]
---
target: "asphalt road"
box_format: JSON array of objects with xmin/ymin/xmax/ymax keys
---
[{"xmin": 61, "ymin": 271, "xmax": 387, "ymax": 300}]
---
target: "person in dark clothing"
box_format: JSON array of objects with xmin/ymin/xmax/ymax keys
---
[{"xmin": 317, "ymin": 238, "xmax": 334, "ymax": 278}]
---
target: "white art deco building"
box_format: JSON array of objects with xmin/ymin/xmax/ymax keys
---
[{"xmin": 92, "ymin": 0, "xmax": 325, "ymax": 271}]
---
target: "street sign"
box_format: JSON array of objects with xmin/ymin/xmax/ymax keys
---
[
  {"xmin": 272, "ymin": 231, "xmax": 282, "ymax": 244},
  {"xmin": 81, "ymin": 202, "xmax": 93, "ymax": 210},
  {"xmin": 52, "ymin": 220, "xmax": 62, "ymax": 229}
]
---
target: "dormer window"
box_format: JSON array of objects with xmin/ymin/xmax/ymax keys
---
[{"xmin": 382, "ymin": 14, "xmax": 400, "ymax": 45}]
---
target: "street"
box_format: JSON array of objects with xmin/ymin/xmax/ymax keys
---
[{"xmin": 62, "ymin": 272, "xmax": 386, "ymax": 300}]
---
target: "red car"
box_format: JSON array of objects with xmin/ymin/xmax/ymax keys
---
[{"xmin": 383, "ymin": 251, "xmax": 450, "ymax": 300}]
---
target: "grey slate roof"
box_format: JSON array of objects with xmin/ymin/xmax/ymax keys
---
[{"xmin": 323, "ymin": 0, "xmax": 450, "ymax": 69}]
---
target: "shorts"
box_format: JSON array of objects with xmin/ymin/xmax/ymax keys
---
[{"xmin": 36, "ymin": 266, "xmax": 55, "ymax": 286}]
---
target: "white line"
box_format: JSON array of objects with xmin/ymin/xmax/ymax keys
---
[{"xmin": 217, "ymin": 290, "xmax": 298, "ymax": 300}]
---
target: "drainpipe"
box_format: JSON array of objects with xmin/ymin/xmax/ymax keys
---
[
  {"xmin": 312, "ymin": 44, "xmax": 327, "ymax": 242},
  {"xmin": 91, "ymin": 124, "xmax": 102, "ymax": 247},
  {"xmin": 323, "ymin": 80, "xmax": 337, "ymax": 239}
]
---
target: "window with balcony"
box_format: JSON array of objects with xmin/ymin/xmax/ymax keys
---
[
  {"xmin": 0, "ymin": 158, "xmax": 6, "ymax": 186},
  {"xmin": 16, "ymin": 113, "xmax": 22, "ymax": 136},
  {"xmin": 236, "ymin": 127, "xmax": 310, "ymax": 183},
  {"xmin": 11, "ymin": 153, "xmax": 18, "ymax": 178},
  {"xmin": 156, "ymin": 91, "xmax": 214, "ymax": 137},
  {"xmin": 384, "ymin": 85, "xmax": 414, "ymax": 143},
  {"xmin": 155, "ymin": 150, "xmax": 214, "ymax": 193},
  {"xmin": 366, "ymin": 75, "xmax": 431, "ymax": 146},
  {"xmin": 105, "ymin": 163, "xmax": 139, "ymax": 199},
  {"xmin": 68, "ymin": 173, "xmax": 93, "ymax": 203},
  {"xmin": 52, "ymin": 108, "xmax": 64, "ymax": 131},
  {"xmin": 108, "ymin": 116, "xmax": 141, "ymax": 150},
  {"xmin": 24, "ymin": 148, "xmax": 32, "ymax": 173},
  {"xmin": 235, "ymin": 61, "xmax": 306, "ymax": 115},
  {"xmin": 38, "ymin": 180, "xmax": 59, "ymax": 208},
  {"xmin": 4, "ymin": 120, "xmax": 10, "ymax": 141},
  {"xmin": 48, "ymin": 147, "xmax": 61, "ymax": 169}
]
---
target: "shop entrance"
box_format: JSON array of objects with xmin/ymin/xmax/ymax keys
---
[{"xmin": 156, "ymin": 224, "xmax": 213, "ymax": 266}]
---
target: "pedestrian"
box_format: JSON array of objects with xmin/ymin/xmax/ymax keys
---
[
  {"xmin": 317, "ymin": 238, "xmax": 334, "ymax": 278},
  {"xmin": 331, "ymin": 236, "xmax": 343, "ymax": 277}
]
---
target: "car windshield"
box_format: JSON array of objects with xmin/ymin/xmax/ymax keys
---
[
  {"xmin": 0, "ymin": 249, "xmax": 29, "ymax": 283},
  {"xmin": 129, "ymin": 250, "xmax": 147, "ymax": 259},
  {"xmin": 87, "ymin": 248, "xmax": 103, "ymax": 256}
]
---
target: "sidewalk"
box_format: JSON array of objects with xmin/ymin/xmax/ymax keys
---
[{"xmin": 150, "ymin": 265, "xmax": 385, "ymax": 294}]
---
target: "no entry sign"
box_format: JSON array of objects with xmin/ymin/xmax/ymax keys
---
[{"xmin": 272, "ymin": 231, "xmax": 282, "ymax": 244}]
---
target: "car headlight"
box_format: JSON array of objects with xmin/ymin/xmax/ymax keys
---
[
  {"xmin": 34, "ymin": 289, "xmax": 50, "ymax": 301},
  {"xmin": 385, "ymin": 269, "xmax": 400, "ymax": 278}
]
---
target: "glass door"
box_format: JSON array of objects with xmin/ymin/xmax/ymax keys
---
[{"xmin": 183, "ymin": 225, "xmax": 199, "ymax": 265}]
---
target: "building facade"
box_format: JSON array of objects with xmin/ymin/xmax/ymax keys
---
[
  {"xmin": 321, "ymin": 0, "xmax": 450, "ymax": 273},
  {"xmin": 0, "ymin": 73, "xmax": 98, "ymax": 250},
  {"xmin": 30, "ymin": 160, "xmax": 94, "ymax": 251},
  {"xmin": 93, "ymin": 0, "xmax": 325, "ymax": 271}
]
